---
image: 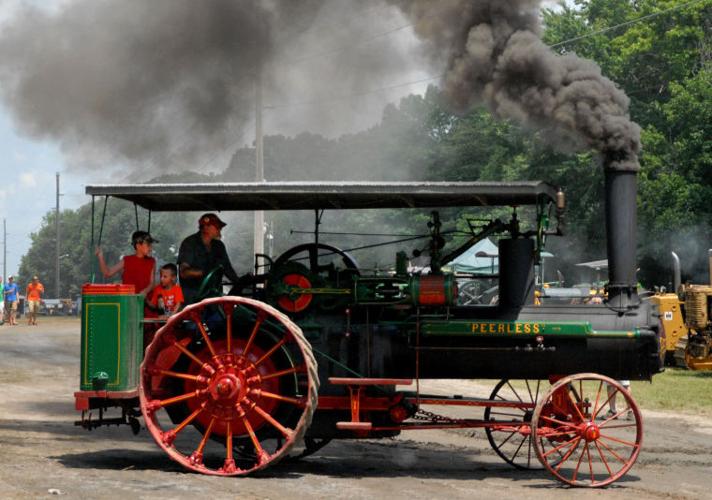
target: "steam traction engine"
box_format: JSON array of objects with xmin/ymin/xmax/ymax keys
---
[{"xmin": 76, "ymin": 178, "xmax": 662, "ymax": 487}]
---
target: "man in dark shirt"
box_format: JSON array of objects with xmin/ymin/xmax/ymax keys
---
[{"xmin": 178, "ymin": 213, "xmax": 241, "ymax": 304}]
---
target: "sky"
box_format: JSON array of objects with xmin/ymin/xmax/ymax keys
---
[{"xmin": 0, "ymin": 0, "xmax": 566, "ymax": 280}]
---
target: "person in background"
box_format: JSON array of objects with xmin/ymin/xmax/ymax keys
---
[
  {"xmin": 0, "ymin": 277, "xmax": 4, "ymax": 325},
  {"xmin": 147, "ymin": 263, "xmax": 184, "ymax": 317},
  {"xmin": 178, "ymin": 213, "xmax": 242, "ymax": 304},
  {"xmin": 3, "ymin": 276, "xmax": 19, "ymax": 325},
  {"xmin": 25, "ymin": 275, "xmax": 44, "ymax": 326},
  {"xmin": 606, "ymin": 380, "xmax": 632, "ymax": 420},
  {"xmin": 95, "ymin": 230, "xmax": 157, "ymax": 296}
]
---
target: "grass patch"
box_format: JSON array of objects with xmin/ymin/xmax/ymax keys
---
[{"xmin": 632, "ymin": 368, "xmax": 712, "ymax": 416}]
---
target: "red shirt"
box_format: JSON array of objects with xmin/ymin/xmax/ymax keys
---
[
  {"xmin": 149, "ymin": 283, "xmax": 184, "ymax": 314},
  {"xmin": 122, "ymin": 255, "xmax": 155, "ymax": 293}
]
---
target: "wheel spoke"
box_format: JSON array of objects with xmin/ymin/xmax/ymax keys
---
[
  {"xmin": 509, "ymin": 434, "xmax": 528, "ymax": 463},
  {"xmin": 599, "ymin": 422, "xmax": 637, "ymax": 429},
  {"xmin": 571, "ymin": 439, "xmax": 587, "ymax": 482},
  {"xmin": 260, "ymin": 365, "xmax": 302, "ymax": 382},
  {"xmin": 594, "ymin": 440, "xmax": 613, "ymax": 476},
  {"xmin": 600, "ymin": 407, "xmax": 632, "ymax": 426},
  {"xmin": 225, "ymin": 305, "xmax": 234, "ymax": 353},
  {"xmin": 173, "ymin": 341, "xmax": 214, "ymax": 374},
  {"xmin": 592, "ymin": 389, "xmax": 617, "ymax": 421},
  {"xmin": 585, "ymin": 443, "xmax": 594, "ymax": 483},
  {"xmin": 592, "ymin": 380, "xmax": 603, "ymax": 419},
  {"xmin": 151, "ymin": 390, "xmax": 200, "ymax": 409},
  {"xmin": 192, "ymin": 314, "xmax": 219, "ymax": 359},
  {"xmin": 173, "ymin": 406, "xmax": 204, "ymax": 436},
  {"xmin": 506, "ymin": 381, "xmax": 524, "ymax": 404},
  {"xmin": 254, "ymin": 338, "xmax": 287, "ymax": 367},
  {"xmin": 540, "ymin": 414, "xmax": 576, "ymax": 427},
  {"xmin": 154, "ymin": 368, "xmax": 203, "ymax": 383},
  {"xmin": 251, "ymin": 404, "xmax": 294, "ymax": 439},
  {"xmin": 525, "ymin": 380, "xmax": 534, "ymax": 403},
  {"xmin": 243, "ymin": 310, "xmax": 267, "ymax": 357},
  {"xmin": 192, "ymin": 417, "xmax": 216, "ymax": 462},
  {"xmin": 496, "ymin": 429, "xmax": 518, "ymax": 449},
  {"xmin": 599, "ymin": 433, "xmax": 639, "ymax": 448},
  {"xmin": 255, "ymin": 390, "xmax": 304, "ymax": 406},
  {"xmin": 597, "ymin": 438, "xmax": 627, "ymax": 464},
  {"xmin": 221, "ymin": 421, "xmax": 238, "ymax": 473},
  {"xmin": 242, "ymin": 416, "xmax": 270, "ymax": 465},
  {"xmin": 554, "ymin": 437, "xmax": 582, "ymax": 472},
  {"xmin": 542, "ymin": 435, "xmax": 579, "ymax": 459},
  {"xmin": 565, "ymin": 385, "xmax": 587, "ymax": 423}
]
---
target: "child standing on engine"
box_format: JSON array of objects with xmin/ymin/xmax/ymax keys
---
[
  {"xmin": 147, "ymin": 263, "xmax": 184, "ymax": 317},
  {"xmin": 95, "ymin": 230, "xmax": 157, "ymax": 296}
]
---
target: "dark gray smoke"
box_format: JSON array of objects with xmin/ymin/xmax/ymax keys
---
[
  {"xmin": 0, "ymin": 0, "xmax": 285, "ymax": 169},
  {"xmin": 389, "ymin": 0, "xmax": 641, "ymax": 170},
  {"xmin": 0, "ymin": 0, "xmax": 416, "ymax": 173}
]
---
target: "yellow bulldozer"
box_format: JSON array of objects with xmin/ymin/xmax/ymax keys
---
[{"xmin": 651, "ymin": 250, "xmax": 712, "ymax": 370}]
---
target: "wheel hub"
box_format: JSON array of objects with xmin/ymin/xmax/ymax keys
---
[
  {"xmin": 581, "ymin": 421, "xmax": 600, "ymax": 442},
  {"xmin": 210, "ymin": 373, "xmax": 241, "ymax": 401}
]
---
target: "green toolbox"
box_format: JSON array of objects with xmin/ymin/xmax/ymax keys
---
[{"xmin": 80, "ymin": 284, "xmax": 144, "ymax": 391}]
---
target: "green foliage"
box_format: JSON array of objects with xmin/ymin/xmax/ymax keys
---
[{"xmin": 632, "ymin": 368, "xmax": 712, "ymax": 416}]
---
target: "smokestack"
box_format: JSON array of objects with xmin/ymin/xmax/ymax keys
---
[
  {"xmin": 603, "ymin": 156, "xmax": 639, "ymax": 309},
  {"xmin": 672, "ymin": 251, "xmax": 681, "ymax": 293}
]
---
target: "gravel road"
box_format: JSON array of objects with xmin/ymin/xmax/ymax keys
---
[{"xmin": 0, "ymin": 318, "xmax": 711, "ymax": 499}]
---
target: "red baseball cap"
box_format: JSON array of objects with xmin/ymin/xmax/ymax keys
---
[{"xmin": 199, "ymin": 213, "xmax": 227, "ymax": 229}]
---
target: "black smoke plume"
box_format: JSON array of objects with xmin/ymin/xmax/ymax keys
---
[{"xmin": 389, "ymin": 0, "xmax": 641, "ymax": 170}]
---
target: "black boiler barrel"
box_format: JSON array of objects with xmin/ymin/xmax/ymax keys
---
[{"xmin": 498, "ymin": 238, "xmax": 535, "ymax": 311}]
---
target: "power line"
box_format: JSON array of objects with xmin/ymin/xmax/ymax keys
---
[{"xmin": 549, "ymin": 0, "xmax": 709, "ymax": 48}]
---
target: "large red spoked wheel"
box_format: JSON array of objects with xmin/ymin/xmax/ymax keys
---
[
  {"xmin": 139, "ymin": 296, "xmax": 319, "ymax": 476},
  {"xmin": 531, "ymin": 373, "xmax": 642, "ymax": 487},
  {"xmin": 484, "ymin": 379, "xmax": 545, "ymax": 470}
]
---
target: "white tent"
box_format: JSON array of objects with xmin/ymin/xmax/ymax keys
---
[{"xmin": 445, "ymin": 238, "xmax": 499, "ymax": 274}]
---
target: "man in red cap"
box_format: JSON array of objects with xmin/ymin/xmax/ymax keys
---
[{"xmin": 178, "ymin": 213, "xmax": 242, "ymax": 304}]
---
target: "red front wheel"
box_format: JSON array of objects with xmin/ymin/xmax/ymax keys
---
[
  {"xmin": 139, "ymin": 296, "xmax": 319, "ymax": 475},
  {"xmin": 532, "ymin": 373, "xmax": 642, "ymax": 487}
]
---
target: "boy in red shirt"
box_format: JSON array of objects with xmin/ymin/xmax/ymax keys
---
[
  {"xmin": 95, "ymin": 230, "xmax": 157, "ymax": 296},
  {"xmin": 147, "ymin": 263, "xmax": 184, "ymax": 317}
]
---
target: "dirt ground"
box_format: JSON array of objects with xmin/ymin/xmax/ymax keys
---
[{"xmin": 0, "ymin": 317, "xmax": 711, "ymax": 500}]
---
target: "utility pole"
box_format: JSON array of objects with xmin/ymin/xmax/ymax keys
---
[
  {"xmin": 55, "ymin": 172, "xmax": 60, "ymax": 299},
  {"xmin": 253, "ymin": 67, "xmax": 265, "ymax": 259}
]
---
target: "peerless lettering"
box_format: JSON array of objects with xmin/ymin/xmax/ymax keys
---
[{"xmin": 471, "ymin": 322, "xmax": 542, "ymax": 334}]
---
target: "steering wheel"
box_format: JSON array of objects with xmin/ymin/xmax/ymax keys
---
[{"xmin": 195, "ymin": 266, "xmax": 224, "ymax": 301}]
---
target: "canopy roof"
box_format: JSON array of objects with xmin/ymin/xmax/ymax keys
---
[
  {"xmin": 85, "ymin": 181, "xmax": 559, "ymax": 212},
  {"xmin": 576, "ymin": 259, "xmax": 608, "ymax": 270}
]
